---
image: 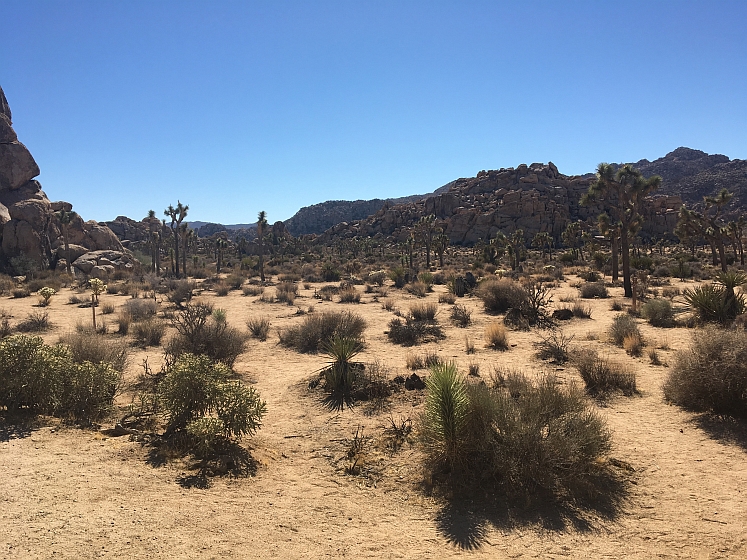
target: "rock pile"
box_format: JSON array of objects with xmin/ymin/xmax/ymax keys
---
[{"xmin": 0, "ymin": 85, "xmax": 130, "ymax": 275}]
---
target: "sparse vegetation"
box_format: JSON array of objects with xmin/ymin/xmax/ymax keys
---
[
  {"xmin": 609, "ymin": 313, "xmax": 641, "ymax": 346},
  {"xmin": 246, "ymin": 316, "xmax": 271, "ymax": 341},
  {"xmin": 279, "ymin": 311, "xmax": 366, "ymax": 353},
  {"xmin": 484, "ymin": 322, "xmax": 509, "ymax": 350},
  {"xmin": 574, "ymin": 349, "xmax": 637, "ymax": 397},
  {"xmin": 449, "ymin": 304, "xmax": 471, "ymax": 327}
]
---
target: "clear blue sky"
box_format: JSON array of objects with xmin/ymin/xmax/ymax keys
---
[{"xmin": 3, "ymin": 1, "xmax": 746, "ymax": 224}]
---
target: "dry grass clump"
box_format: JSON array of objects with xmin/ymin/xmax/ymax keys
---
[
  {"xmin": 13, "ymin": 288, "xmax": 30, "ymax": 299},
  {"xmin": 610, "ymin": 299, "xmax": 624, "ymax": 311},
  {"xmin": 387, "ymin": 317, "xmax": 444, "ymax": 346},
  {"xmin": 243, "ymin": 285, "xmax": 264, "ymax": 297},
  {"xmin": 484, "ymin": 322, "xmax": 509, "ymax": 351},
  {"xmin": 406, "ymin": 281, "xmax": 429, "ymax": 298},
  {"xmin": 449, "ymin": 304, "xmax": 471, "ymax": 327},
  {"xmin": 410, "ymin": 302, "xmax": 438, "ymax": 322},
  {"xmin": 122, "ymin": 298, "xmax": 157, "ymax": 321},
  {"xmin": 406, "ymin": 350, "xmax": 444, "ymax": 370},
  {"xmin": 438, "ymin": 292, "xmax": 456, "ymax": 304},
  {"xmin": 534, "ymin": 329, "xmax": 573, "ymax": 364},
  {"xmin": 475, "ymin": 278, "xmax": 527, "ymax": 314},
  {"xmin": 465, "ymin": 336, "xmax": 475, "ymax": 354},
  {"xmin": 570, "ymin": 301, "xmax": 592, "ymax": 319},
  {"xmin": 16, "ymin": 310, "xmax": 51, "ymax": 333},
  {"xmin": 214, "ymin": 283, "xmax": 230, "ymax": 297},
  {"xmin": 246, "ymin": 316, "xmax": 271, "ymax": 341},
  {"xmin": 579, "ymin": 282, "xmax": 608, "ymax": 299},
  {"xmin": 664, "ymin": 326, "xmax": 747, "ymax": 417},
  {"xmin": 421, "ymin": 364, "xmax": 613, "ymax": 498},
  {"xmin": 573, "ymin": 348, "xmax": 637, "ymax": 397},
  {"xmin": 338, "ymin": 286, "xmax": 361, "ymax": 303},
  {"xmin": 166, "ymin": 279, "xmax": 195, "ymax": 308},
  {"xmin": 622, "ymin": 333, "xmax": 644, "ymax": 356},
  {"xmin": 609, "ymin": 313, "xmax": 641, "ymax": 346},
  {"xmin": 276, "ymin": 281, "xmax": 298, "ymax": 304},
  {"xmin": 279, "ymin": 311, "xmax": 366, "ymax": 353},
  {"xmin": 58, "ymin": 330, "xmax": 129, "ymax": 372},
  {"xmin": 132, "ymin": 319, "xmax": 166, "ymax": 347},
  {"xmin": 381, "ymin": 298, "xmax": 396, "ymax": 312}
]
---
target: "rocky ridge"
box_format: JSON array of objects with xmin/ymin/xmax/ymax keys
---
[{"xmin": 0, "ymin": 86, "xmax": 132, "ymax": 275}]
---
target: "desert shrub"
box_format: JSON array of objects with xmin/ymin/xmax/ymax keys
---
[
  {"xmin": 389, "ymin": 266, "xmax": 407, "ymax": 288},
  {"xmin": 132, "ymin": 319, "xmax": 166, "ymax": 347},
  {"xmin": 100, "ymin": 302, "xmax": 115, "ymax": 315},
  {"xmin": 214, "ymin": 283, "xmax": 230, "ymax": 297},
  {"xmin": 321, "ymin": 262, "xmax": 341, "ymax": 282},
  {"xmin": 438, "ymin": 292, "xmax": 456, "ymax": 304},
  {"xmin": 652, "ymin": 265, "xmax": 671, "ymax": 278},
  {"xmin": 116, "ymin": 312, "xmax": 132, "ymax": 335},
  {"xmin": 579, "ymin": 282, "xmax": 608, "ymax": 299},
  {"xmin": 0, "ymin": 310, "xmax": 11, "ymax": 338},
  {"xmin": 465, "ymin": 336, "xmax": 475, "ymax": 354},
  {"xmin": 167, "ymin": 279, "xmax": 195, "ymax": 308},
  {"xmin": 683, "ymin": 274, "xmax": 747, "ymax": 325},
  {"xmin": 279, "ymin": 311, "xmax": 366, "ymax": 353},
  {"xmin": 648, "ymin": 347, "xmax": 662, "ymax": 366},
  {"xmin": 278, "ymin": 273, "xmax": 301, "ymax": 283},
  {"xmin": 59, "ymin": 330, "xmax": 128, "ymax": 372},
  {"xmin": 165, "ymin": 302, "xmax": 247, "ymax": 368},
  {"xmin": 573, "ymin": 349, "xmax": 636, "ymax": 397},
  {"xmin": 226, "ymin": 274, "xmax": 245, "ymax": 290},
  {"xmin": 242, "ymin": 285, "xmax": 264, "ymax": 297},
  {"xmin": 484, "ymin": 322, "xmax": 508, "ymax": 350},
  {"xmin": 664, "ymin": 327, "xmax": 747, "ymax": 417},
  {"xmin": 641, "ymin": 299, "xmax": 674, "ymax": 327},
  {"xmin": 630, "ymin": 255, "xmax": 654, "ymax": 272},
  {"xmin": 534, "ymin": 329, "xmax": 573, "ymax": 364},
  {"xmin": 276, "ymin": 281, "xmax": 298, "ymax": 304},
  {"xmin": 569, "ymin": 301, "xmax": 592, "ymax": 319},
  {"xmin": 662, "ymin": 286, "xmax": 680, "ymax": 299},
  {"xmin": 386, "ymin": 317, "xmax": 443, "ymax": 346},
  {"xmin": 610, "ymin": 299, "xmax": 623, "ymax": 311},
  {"xmin": 381, "ymin": 298, "xmax": 396, "ymax": 312},
  {"xmin": 13, "ymin": 288, "xmax": 30, "ymax": 298},
  {"xmin": 106, "ymin": 284, "xmax": 120, "ymax": 295},
  {"xmin": 321, "ymin": 336, "xmax": 363, "ymax": 407},
  {"xmin": 246, "ymin": 316, "xmax": 271, "ymax": 341},
  {"xmin": 122, "ymin": 298, "xmax": 157, "ymax": 321},
  {"xmin": 16, "ymin": 310, "xmax": 51, "ymax": 333},
  {"xmin": 0, "ymin": 334, "xmax": 119, "ymax": 422},
  {"xmin": 69, "ymin": 294, "xmax": 84, "ymax": 305},
  {"xmin": 410, "ymin": 302, "xmax": 438, "ymax": 322},
  {"xmin": 406, "ymin": 350, "xmax": 443, "ymax": 370},
  {"xmin": 475, "ymin": 278, "xmax": 527, "ymax": 314},
  {"xmin": 622, "ymin": 333, "xmax": 644, "ymax": 356},
  {"xmin": 367, "ymin": 270, "xmax": 387, "ymax": 286},
  {"xmin": 159, "ymin": 353, "xmax": 266, "ymax": 446},
  {"xmin": 609, "ymin": 313, "xmax": 641, "ymax": 346},
  {"xmin": 450, "ymin": 304, "xmax": 472, "ymax": 327},
  {"xmin": 338, "ymin": 286, "xmax": 361, "ymax": 303},
  {"xmin": 422, "ymin": 365, "xmax": 612, "ymax": 496},
  {"xmin": 0, "ymin": 274, "xmax": 15, "ymax": 295},
  {"xmin": 406, "ymin": 281, "xmax": 429, "ymax": 298}
]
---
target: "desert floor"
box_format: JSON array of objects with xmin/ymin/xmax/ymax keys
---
[{"xmin": 1, "ymin": 275, "xmax": 746, "ymax": 559}]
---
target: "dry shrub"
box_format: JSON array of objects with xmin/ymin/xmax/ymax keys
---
[
  {"xmin": 276, "ymin": 281, "xmax": 298, "ymax": 304},
  {"xmin": 465, "ymin": 336, "xmax": 475, "ymax": 354},
  {"xmin": 167, "ymin": 279, "xmax": 195, "ymax": 308},
  {"xmin": 243, "ymin": 285, "xmax": 264, "ymax": 297},
  {"xmin": 609, "ymin": 313, "xmax": 641, "ymax": 346},
  {"xmin": 534, "ymin": 329, "xmax": 573, "ymax": 364},
  {"xmin": 571, "ymin": 301, "xmax": 592, "ymax": 319},
  {"xmin": 622, "ymin": 333, "xmax": 644, "ymax": 356},
  {"xmin": 579, "ymin": 282, "xmax": 608, "ymax": 299},
  {"xmin": 387, "ymin": 317, "xmax": 444, "ymax": 346},
  {"xmin": 132, "ymin": 319, "xmax": 166, "ymax": 347},
  {"xmin": 59, "ymin": 330, "xmax": 128, "ymax": 372},
  {"xmin": 246, "ymin": 316, "xmax": 271, "ymax": 341},
  {"xmin": 13, "ymin": 288, "xmax": 30, "ymax": 299},
  {"xmin": 664, "ymin": 327, "xmax": 747, "ymax": 417},
  {"xmin": 101, "ymin": 303, "xmax": 115, "ymax": 315},
  {"xmin": 381, "ymin": 298, "xmax": 396, "ymax": 312},
  {"xmin": 406, "ymin": 281, "xmax": 429, "ymax": 298},
  {"xmin": 610, "ymin": 299, "xmax": 624, "ymax": 311},
  {"xmin": 215, "ymin": 283, "xmax": 230, "ymax": 297},
  {"xmin": 641, "ymin": 299, "xmax": 675, "ymax": 327},
  {"xmin": 662, "ymin": 286, "xmax": 680, "ymax": 300},
  {"xmin": 475, "ymin": 278, "xmax": 527, "ymax": 314},
  {"xmin": 648, "ymin": 348, "xmax": 662, "ymax": 365},
  {"xmin": 439, "ymin": 292, "xmax": 456, "ymax": 304},
  {"xmin": 16, "ymin": 310, "xmax": 51, "ymax": 333},
  {"xmin": 449, "ymin": 304, "xmax": 471, "ymax": 327},
  {"xmin": 226, "ymin": 274, "xmax": 245, "ymax": 290},
  {"xmin": 573, "ymin": 349, "xmax": 636, "ymax": 397},
  {"xmin": 279, "ymin": 311, "xmax": 366, "ymax": 353},
  {"xmin": 123, "ymin": 298, "xmax": 157, "ymax": 321},
  {"xmin": 338, "ymin": 287, "xmax": 361, "ymax": 303},
  {"xmin": 484, "ymin": 322, "xmax": 508, "ymax": 351},
  {"xmin": 406, "ymin": 350, "xmax": 443, "ymax": 370},
  {"xmin": 410, "ymin": 302, "xmax": 438, "ymax": 322}
]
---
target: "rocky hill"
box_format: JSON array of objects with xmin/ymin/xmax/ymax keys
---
[
  {"xmin": 283, "ymin": 183, "xmax": 454, "ymax": 236},
  {"xmin": 0, "ymin": 86, "xmax": 133, "ymax": 276}
]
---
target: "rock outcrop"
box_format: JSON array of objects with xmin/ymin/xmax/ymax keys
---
[{"xmin": 0, "ymin": 85, "xmax": 127, "ymax": 275}]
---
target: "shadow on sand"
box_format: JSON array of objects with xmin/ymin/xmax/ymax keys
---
[{"xmin": 692, "ymin": 413, "xmax": 747, "ymax": 453}]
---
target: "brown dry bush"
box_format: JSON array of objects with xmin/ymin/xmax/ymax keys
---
[
  {"xmin": 449, "ymin": 304, "xmax": 472, "ymax": 327},
  {"xmin": 279, "ymin": 311, "xmax": 366, "ymax": 353},
  {"xmin": 484, "ymin": 322, "xmax": 508, "ymax": 351},
  {"xmin": 246, "ymin": 316, "xmax": 271, "ymax": 341},
  {"xmin": 338, "ymin": 286, "xmax": 361, "ymax": 303},
  {"xmin": 579, "ymin": 282, "xmax": 609, "ymax": 299},
  {"xmin": 573, "ymin": 348, "xmax": 637, "ymax": 397},
  {"xmin": 623, "ymin": 333, "xmax": 644, "ymax": 356},
  {"xmin": 58, "ymin": 330, "xmax": 129, "ymax": 372},
  {"xmin": 475, "ymin": 278, "xmax": 527, "ymax": 314},
  {"xmin": 276, "ymin": 281, "xmax": 298, "ymax": 304},
  {"xmin": 16, "ymin": 310, "xmax": 51, "ymax": 333},
  {"xmin": 132, "ymin": 319, "xmax": 166, "ymax": 347},
  {"xmin": 664, "ymin": 327, "xmax": 747, "ymax": 417},
  {"xmin": 410, "ymin": 302, "xmax": 438, "ymax": 322},
  {"xmin": 609, "ymin": 313, "xmax": 641, "ymax": 346}
]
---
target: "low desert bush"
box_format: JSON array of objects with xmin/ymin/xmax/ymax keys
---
[
  {"xmin": 534, "ymin": 329, "xmax": 573, "ymax": 364},
  {"xmin": 0, "ymin": 334, "xmax": 120, "ymax": 422},
  {"xmin": 338, "ymin": 286, "xmax": 361, "ymax": 303},
  {"xmin": 59, "ymin": 330, "xmax": 128, "ymax": 372},
  {"xmin": 622, "ymin": 333, "xmax": 644, "ymax": 356},
  {"xmin": 573, "ymin": 349, "xmax": 637, "ymax": 397},
  {"xmin": 279, "ymin": 311, "xmax": 366, "ymax": 353},
  {"xmin": 475, "ymin": 278, "xmax": 527, "ymax": 314},
  {"xmin": 165, "ymin": 302, "xmax": 247, "ymax": 368},
  {"xmin": 421, "ymin": 364, "xmax": 612, "ymax": 497},
  {"xmin": 381, "ymin": 298, "xmax": 396, "ymax": 312},
  {"xmin": 484, "ymin": 322, "xmax": 508, "ymax": 351},
  {"xmin": 664, "ymin": 327, "xmax": 747, "ymax": 417},
  {"xmin": 387, "ymin": 317, "xmax": 443, "ymax": 346},
  {"xmin": 122, "ymin": 298, "xmax": 157, "ymax": 321},
  {"xmin": 610, "ymin": 299, "xmax": 624, "ymax": 311},
  {"xmin": 449, "ymin": 304, "xmax": 472, "ymax": 327},
  {"xmin": 167, "ymin": 279, "xmax": 195, "ymax": 308},
  {"xmin": 132, "ymin": 319, "xmax": 166, "ymax": 347},
  {"xmin": 16, "ymin": 310, "xmax": 51, "ymax": 333},
  {"xmin": 100, "ymin": 303, "xmax": 115, "ymax": 315},
  {"xmin": 226, "ymin": 274, "xmax": 245, "ymax": 290},
  {"xmin": 571, "ymin": 301, "xmax": 592, "ymax": 319},
  {"xmin": 242, "ymin": 285, "xmax": 264, "ymax": 297},
  {"xmin": 410, "ymin": 302, "xmax": 438, "ymax": 322},
  {"xmin": 438, "ymin": 292, "xmax": 456, "ymax": 304},
  {"xmin": 12, "ymin": 288, "xmax": 30, "ymax": 298},
  {"xmin": 246, "ymin": 316, "xmax": 271, "ymax": 341},
  {"xmin": 406, "ymin": 350, "xmax": 443, "ymax": 370},
  {"xmin": 276, "ymin": 281, "xmax": 298, "ymax": 304},
  {"xmin": 609, "ymin": 314, "xmax": 641, "ymax": 346},
  {"xmin": 579, "ymin": 282, "xmax": 608, "ymax": 299},
  {"xmin": 406, "ymin": 281, "xmax": 429, "ymax": 298},
  {"xmin": 214, "ymin": 283, "xmax": 230, "ymax": 297},
  {"xmin": 641, "ymin": 299, "xmax": 674, "ymax": 327}
]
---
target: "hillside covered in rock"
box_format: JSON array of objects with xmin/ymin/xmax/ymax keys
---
[{"xmin": 0, "ymin": 85, "xmax": 133, "ymax": 276}]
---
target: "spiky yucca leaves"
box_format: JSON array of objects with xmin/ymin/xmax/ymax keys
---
[
  {"xmin": 684, "ymin": 274, "xmax": 747, "ymax": 325},
  {"xmin": 321, "ymin": 336, "xmax": 363, "ymax": 408},
  {"xmin": 423, "ymin": 362, "xmax": 469, "ymax": 469}
]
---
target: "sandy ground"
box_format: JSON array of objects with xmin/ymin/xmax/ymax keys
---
[{"xmin": 1, "ymin": 275, "xmax": 746, "ymax": 559}]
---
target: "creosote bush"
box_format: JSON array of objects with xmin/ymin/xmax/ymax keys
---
[
  {"xmin": 59, "ymin": 330, "xmax": 128, "ymax": 372},
  {"xmin": 609, "ymin": 313, "xmax": 641, "ymax": 346},
  {"xmin": 387, "ymin": 316, "xmax": 444, "ymax": 346},
  {"xmin": 449, "ymin": 304, "xmax": 472, "ymax": 327},
  {"xmin": 410, "ymin": 302, "xmax": 438, "ymax": 322},
  {"xmin": 132, "ymin": 319, "xmax": 166, "ymax": 347},
  {"xmin": 664, "ymin": 327, "xmax": 747, "ymax": 417},
  {"xmin": 421, "ymin": 364, "xmax": 612, "ymax": 497},
  {"xmin": 579, "ymin": 282, "xmax": 609, "ymax": 299},
  {"xmin": 279, "ymin": 311, "xmax": 366, "ymax": 353},
  {"xmin": 641, "ymin": 299, "xmax": 675, "ymax": 327},
  {"xmin": 573, "ymin": 348, "xmax": 637, "ymax": 397},
  {"xmin": 475, "ymin": 278, "xmax": 527, "ymax": 314}
]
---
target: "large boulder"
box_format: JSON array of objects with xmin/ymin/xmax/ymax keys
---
[{"xmin": 0, "ymin": 142, "xmax": 39, "ymax": 190}]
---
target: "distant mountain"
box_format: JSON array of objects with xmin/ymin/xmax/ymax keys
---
[{"xmin": 283, "ymin": 182, "xmax": 455, "ymax": 236}]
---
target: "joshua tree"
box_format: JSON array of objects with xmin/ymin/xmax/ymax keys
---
[
  {"xmin": 415, "ymin": 214, "xmax": 438, "ymax": 269},
  {"xmin": 147, "ymin": 210, "xmax": 159, "ymax": 274},
  {"xmin": 180, "ymin": 223, "xmax": 192, "ymax": 277},
  {"xmin": 532, "ymin": 231, "xmax": 553, "ymax": 260},
  {"xmin": 562, "ymin": 221, "xmax": 584, "ymax": 261},
  {"xmin": 597, "ymin": 213, "xmax": 620, "ymax": 280},
  {"xmin": 433, "ymin": 231, "xmax": 449, "ymax": 268},
  {"xmin": 164, "ymin": 201, "xmax": 189, "ymax": 277},
  {"xmin": 56, "ymin": 208, "xmax": 77, "ymax": 275},
  {"xmin": 256, "ymin": 211, "xmax": 268, "ymax": 282},
  {"xmin": 727, "ymin": 217, "xmax": 745, "ymax": 266},
  {"xmin": 676, "ymin": 189, "xmax": 733, "ymax": 272},
  {"xmin": 582, "ymin": 164, "xmax": 661, "ymax": 297},
  {"xmin": 216, "ymin": 237, "xmax": 228, "ymax": 273}
]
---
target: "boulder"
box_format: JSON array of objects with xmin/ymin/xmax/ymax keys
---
[
  {"xmin": 90, "ymin": 265, "xmax": 115, "ymax": 278},
  {"xmin": 0, "ymin": 142, "xmax": 40, "ymax": 190},
  {"xmin": 0, "ymin": 114, "xmax": 17, "ymax": 143}
]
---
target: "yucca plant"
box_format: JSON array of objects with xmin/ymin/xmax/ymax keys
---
[
  {"xmin": 321, "ymin": 336, "xmax": 363, "ymax": 407},
  {"xmin": 423, "ymin": 361, "xmax": 469, "ymax": 469},
  {"xmin": 684, "ymin": 273, "xmax": 747, "ymax": 325}
]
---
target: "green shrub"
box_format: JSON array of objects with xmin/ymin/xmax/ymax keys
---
[
  {"xmin": 279, "ymin": 311, "xmax": 366, "ymax": 353},
  {"xmin": 573, "ymin": 349, "xmax": 637, "ymax": 397},
  {"xmin": 683, "ymin": 273, "xmax": 747, "ymax": 325},
  {"xmin": 58, "ymin": 330, "xmax": 128, "ymax": 372},
  {"xmin": 664, "ymin": 327, "xmax": 747, "ymax": 417},
  {"xmin": 159, "ymin": 353, "xmax": 266, "ymax": 444},
  {"xmin": 389, "ymin": 266, "xmax": 407, "ymax": 288},
  {"xmin": 132, "ymin": 319, "xmax": 166, "ymax": 347},
  {"xmin": 579, "ymin": 282, "xmax": 608, "ymax": 299},
  {"xmin": 321, "ymin": 262, "xmax": 341, "ymax": 282},
  {"xmin": 475, "ymin": 278, "xmax": 527, "ymax": 314},
  {"xmin": 165, "ymin": 302, "xmax": 247, "ymax": 368},
  {"xmin": 641, "ymin": 299, "xmax": 675, "ymax": 327},
  {"xmin": 609, "ymin": 314, "xmax": 641, "ymax": 346}
]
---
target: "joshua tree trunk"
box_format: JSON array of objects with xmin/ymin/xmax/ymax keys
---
[
  {"xmin": 621, "ymin": 227, "xmax": 632, "ymax": 298},
  {"xmin": 611, "ymin": 235, "xmax": 619, "ymax": 281}
]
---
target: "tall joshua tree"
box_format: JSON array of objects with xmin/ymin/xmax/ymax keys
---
[
  {"xmin": 256, "ymin": 210, "xmax": 268, "ymax": 282},
  {"xmin": 415, "ymin": 214, "xmax": 438, "ymax": 269},
  {"xmin": 597, "ymin": 213, "xmax": 620, "ymax": 280},
  {"xmin": 582, "ymin": 164, "xmax": 661, "ymax": 297},
  {"xmin": 164, "ymin": 201, "xmax": 189, "ymax": 277},
  {"xmin": 56, "ymin": 208, "xmax": 77, "ymax": 275}
]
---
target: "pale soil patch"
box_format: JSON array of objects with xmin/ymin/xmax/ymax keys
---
[{"xmin": 1, "ymin": 276, "xmax": 746, "ymax": 558}]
